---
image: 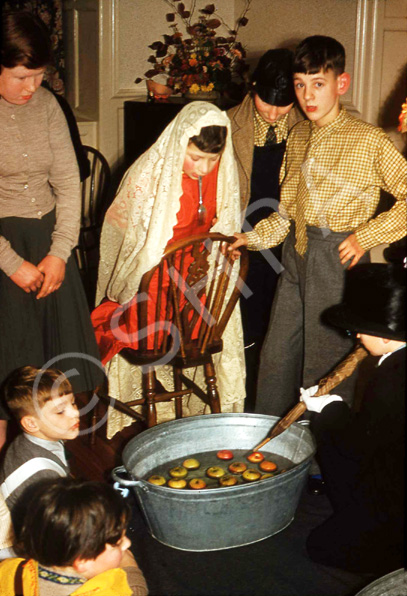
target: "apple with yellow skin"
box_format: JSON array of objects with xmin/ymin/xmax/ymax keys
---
[
  {"xmin": 169, "ymin": 466, "xmax": 188, "ymax": 478},
  {"xmin": 189, "ymin": 478, "xmax": 207, "ymax": 490},
  {"xmin": 228, "ymin": 461, "xmax": 247, "ymax": 474},
  {"xmin": 260, "ymin": 473, "xmax": 274, "ymax": 480},
  {"xmin": 168, "ymin": 478, "xmax": 187, "ymax": 489},
  {"xmin": 259, "ymin": 460, "xmax": 277, "ymax": 472},
  {"xmin": 246, "ymin": 451, "xmax": 265, "ymax": 463},
  {"xmin": 218, "ymin": 474, "xmax": 238, "ymax": 487},
  {"xmin": 206, "ymin": 466, "xmax": 226, "ymax": 479},
  {"xmin": 148, "ymin": 475, "xmax": 166, "ymax": 486},
  {"xmin": 242, "ymin": 468, "xmax": 261, "ymax": 482},
  {"xmin": 183, "ymin": 458, "xmax": 200, "ymax": 470}
]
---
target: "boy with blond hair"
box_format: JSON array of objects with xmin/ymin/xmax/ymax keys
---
[{"xmin": 0, "ymin": 365, "xmax": 79, "ymax": 530}]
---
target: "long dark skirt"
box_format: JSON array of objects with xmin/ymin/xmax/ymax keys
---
[{"xmin": 0, "ymin": 210, "xmax": 104, "ymax": 402}]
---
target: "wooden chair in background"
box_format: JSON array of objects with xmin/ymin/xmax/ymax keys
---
[
  {"xmin": 75, "ymin": 145, "xmax": 111, "ymax": 305},
  {"xmin": 96, "ymin": 233, "xmax": 248, "ymax": 428}
]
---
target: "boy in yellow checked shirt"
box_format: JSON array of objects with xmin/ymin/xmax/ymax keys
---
[{"xmin": 231, "ymin": 35, "xmax": 407, "ymax": 418}]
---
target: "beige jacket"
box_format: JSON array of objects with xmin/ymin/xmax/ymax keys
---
[{"xmin": 227, "ymin": 94, "xmax": 303, "ymax": 213}]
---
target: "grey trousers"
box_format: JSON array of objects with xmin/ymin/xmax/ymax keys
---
[{"xmin": 255, "ymin": 225, "xmax": 369, "ymax": 416}]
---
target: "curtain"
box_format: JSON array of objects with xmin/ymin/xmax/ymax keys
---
[{"xmin": 4, "ymin": 0, "xmax": 65, "ymax": 94}]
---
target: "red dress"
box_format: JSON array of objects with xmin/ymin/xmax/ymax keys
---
[{"xmin": 92, "ymin": 165, "xmax": 218, "ymax": 365}]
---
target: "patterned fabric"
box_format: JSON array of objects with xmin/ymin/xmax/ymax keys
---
[
  {"xmin": 96, "ymin": 101, "xmax": 245, "ymax": 438},
  {"xmin": 246, "ymin": 107, "xmax": 407, "ymax": 255},
  {"xmin": 3, "ymin": 0, "xmax": 65, "ymax": 94},
  {"xmin": 253, "ymin": 106, "xmax": 290, "ymax": 146},
  {"xmin": 38, "ymin": 565, "xmax": 85, "ymax": 585}
]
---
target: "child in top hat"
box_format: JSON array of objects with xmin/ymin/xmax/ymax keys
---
[
  {"xmin": 300, "ymin": 263, "xmax": 405, "ymax": 575},
  {"xmin": 230, "ymin": 36, "xmax": 407, "ymax": 418},
  {"xmin": 227, "ymin": 48, "xmax": 303, "ymax": 410}
]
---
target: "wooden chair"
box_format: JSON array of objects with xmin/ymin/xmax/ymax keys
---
[
  {"xmin": 75, "ymin": 145, "xmax": 111, "ymax": 304},
  {"xmin": 97, "ymin": 233, "xmax": 248, "ymax": 428}
]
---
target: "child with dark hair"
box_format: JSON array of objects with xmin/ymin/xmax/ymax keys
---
[
  {"xmin": 92, "ymin": 102, "xmax": 246, "ymax": 436},
  {"xmin": 0, "ymin": 366, "xmax": 78, "ymax": 534},
  {"xmin": 231, "ymin": 35, "xmax": 406, "ymax": 420},
  {"xmin": 300, "ymin": 263, "xmax": 405, "ymax": 574},
  {"xmin": 228, "ymin": 48, "xmax": 303, "ymax": 410},
  {"xmin": 0, "ymin": 477, "xmax": 148, "ymax": 595}
]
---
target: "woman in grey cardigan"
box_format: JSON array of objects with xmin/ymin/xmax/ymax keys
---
[{"xmin": 0, "ymin": 12, "xmax": 103, "ymax": 446}]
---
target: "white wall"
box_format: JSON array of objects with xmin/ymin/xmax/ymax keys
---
[{"xmin": 63, "ymin": 0, "xmax": 407, "ymax": 169}]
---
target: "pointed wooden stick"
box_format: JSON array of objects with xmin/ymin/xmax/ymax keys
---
[{"xmin": 253, "ymin": 344, "xmax": 368, "ymax": 452}]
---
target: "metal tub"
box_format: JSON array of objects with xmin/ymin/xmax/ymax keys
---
[{"xmin": 113, "ymin": 413, "xmax": 316, "ymax": 551}]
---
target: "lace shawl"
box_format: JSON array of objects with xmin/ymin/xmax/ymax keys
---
[{"xmin": 96, "ymin": 101, "xmax": 241, "ymax": 306}]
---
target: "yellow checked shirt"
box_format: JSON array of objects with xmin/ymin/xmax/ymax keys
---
[{"xmin": 246, "ymin": 107, "xmax": 407, "ymax": 254}]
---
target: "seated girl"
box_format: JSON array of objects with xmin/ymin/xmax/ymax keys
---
[{"xmin": 92, "ymin": 102, "xmax": 245, "ymax": 438}]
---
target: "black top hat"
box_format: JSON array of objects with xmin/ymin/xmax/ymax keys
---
[
  {"xmin": 323, "ymin": 263, "xmax": 406, "ymax": 341},
  {"xmin": 251, "ymin": 48, "xmax": 296, "ymax": 107}
]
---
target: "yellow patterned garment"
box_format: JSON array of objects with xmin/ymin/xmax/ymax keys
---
[
  {"xmin": 0, "ymin": 558, "xmax": 133, "ymax": 596},
  {"xmin": 253, "ymin": 105, "xmax": 290, "ymax": 146},
  {"xmin": 246, "ymin": 107, "xmax": 407, "ymax": 255}
]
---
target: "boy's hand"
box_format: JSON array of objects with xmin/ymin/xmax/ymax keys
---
[
  {"xmin": 226, "ymin": 233, "xmax": 248, "ymax": 261},
  {"xmin": 338, "ymin": 234, "xmax": 365, "ymax": 269},
  {"xmin": 36, "ymin": 255, "xmax": 66, "ymax": 299},
  {"xmin": 300, "ymin": 386, "xmax": 343, "ymax": 413}
]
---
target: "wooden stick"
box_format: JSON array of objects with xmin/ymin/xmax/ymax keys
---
[{"xmin": 253, "ymin": 344, "xmax": 368, "ymax": 452}]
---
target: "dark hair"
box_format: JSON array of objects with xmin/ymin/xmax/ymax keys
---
[
  {"xmin": 251, "ymin": 48, "xmax": 296, "ymax": 107},
  {"xmin": 293, "ymin": 35, "xmax": 345, "ymax": 76},
  {"xmin": 1, "ymin": 11, "xmax": 52, "ymax": 69},
  {"xmin": 3, "ymin": 365, "xmax": 73, "ymax": 419},
  {"xmin": 17, "ymin": 478, "xmax": 131, "ymax": 566},
  {"xmin": 189, "ymin": 125, "xmax": 227, "ymax": 154}
]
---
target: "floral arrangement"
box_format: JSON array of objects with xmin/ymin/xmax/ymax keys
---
[
  {"xmin": 398, "ymin": 98, "xmax": 407, "ymax": 133},
  {"xmin": 135, "ymin": 0, "xmax": 252, "ymax": 97}
]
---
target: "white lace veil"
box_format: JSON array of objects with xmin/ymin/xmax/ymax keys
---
[{"xmin": 96, "ymin": 101, "xmax": 241, "ymax": 306}]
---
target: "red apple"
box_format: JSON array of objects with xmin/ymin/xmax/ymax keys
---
[
  {"xmin": 246, "ymin": 451, "xmax": 265, "ymax": 463},
  {"xmin": 259, "ymin": 460, "xmax": 277, "ymax": 472},
  {"xmin": 228, "ymin": 461, "xmax": 247, "ymax": 474},
  {"xmin": 217, "ymin": 450, "xmax": 234, "ymax": 460}
]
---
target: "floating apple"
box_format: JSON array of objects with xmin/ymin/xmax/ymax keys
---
[
  {"xmin": 218, "ymin": 474, "xmax": 238, "ymax": 487},
  {"xmin": 246, "ymin": 451, "xmax": 265, "ymax": 463},
  {"xmin": 260, "ymin": 473, "xmax": 274, "ymax": 480},
  {"xmin": 168, "ymin": 478, "xmax": 187, "ymax": 489},
  {"xmin": 242, "ymin": 468, "xmax": 261, "ymax": 482},
  {"xmin": 228, "ymin": 461, "xmax": 247, "ymax": 474},
  {"xmin": 169, "ymin": 466, "xmax": 188, "ymax": 478},
  {"xmin": 147, "ymin": 475, "xmax": 166, "ymax": 486},
  {"xmin": 189, "ymin": 478, "xmax": 207, "ymax": 490},
  {"xmin": 216, "ymin": 450, "xmax": 234, "ymax": 460},
  {"xmin": 183, "ymin": 458, "xmax": 200, "ymax": 470},
  {"xmin": 259, "ymin": 460, "xmax": 277, "ymax": 472},
  {"xmin": 206, "ymin": 466, "xmax": 226, "ymax": 479}
]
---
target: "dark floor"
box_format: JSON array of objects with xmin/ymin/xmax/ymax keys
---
[{"xmin": 126, "ymin": 487, "xmax": 375, "ymax": 596}]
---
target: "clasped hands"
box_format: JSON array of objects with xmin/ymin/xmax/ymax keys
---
[{"xmin": 10, "ymin": 255, "xmax": 66, "ymax": 299}]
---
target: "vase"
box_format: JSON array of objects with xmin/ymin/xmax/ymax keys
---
[
  {"xmin": 146, "ymin": 79, "xmax": 173, "ymax": 101},
  {"xmin": 184, "ymin": 89, "xmax": 220, "ymax": 102}
]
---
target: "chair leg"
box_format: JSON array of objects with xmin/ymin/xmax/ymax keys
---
[
  {"xmin": 142, "ymin": 367, "xmax": 157, "ymax": 427},
  {"xmin": 203, "ymin": 360, "xmax": 221, "ymax": 413},
  {"xmin": 173, "ymin": 366, "xmax": 183, "ymax": 419}
]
